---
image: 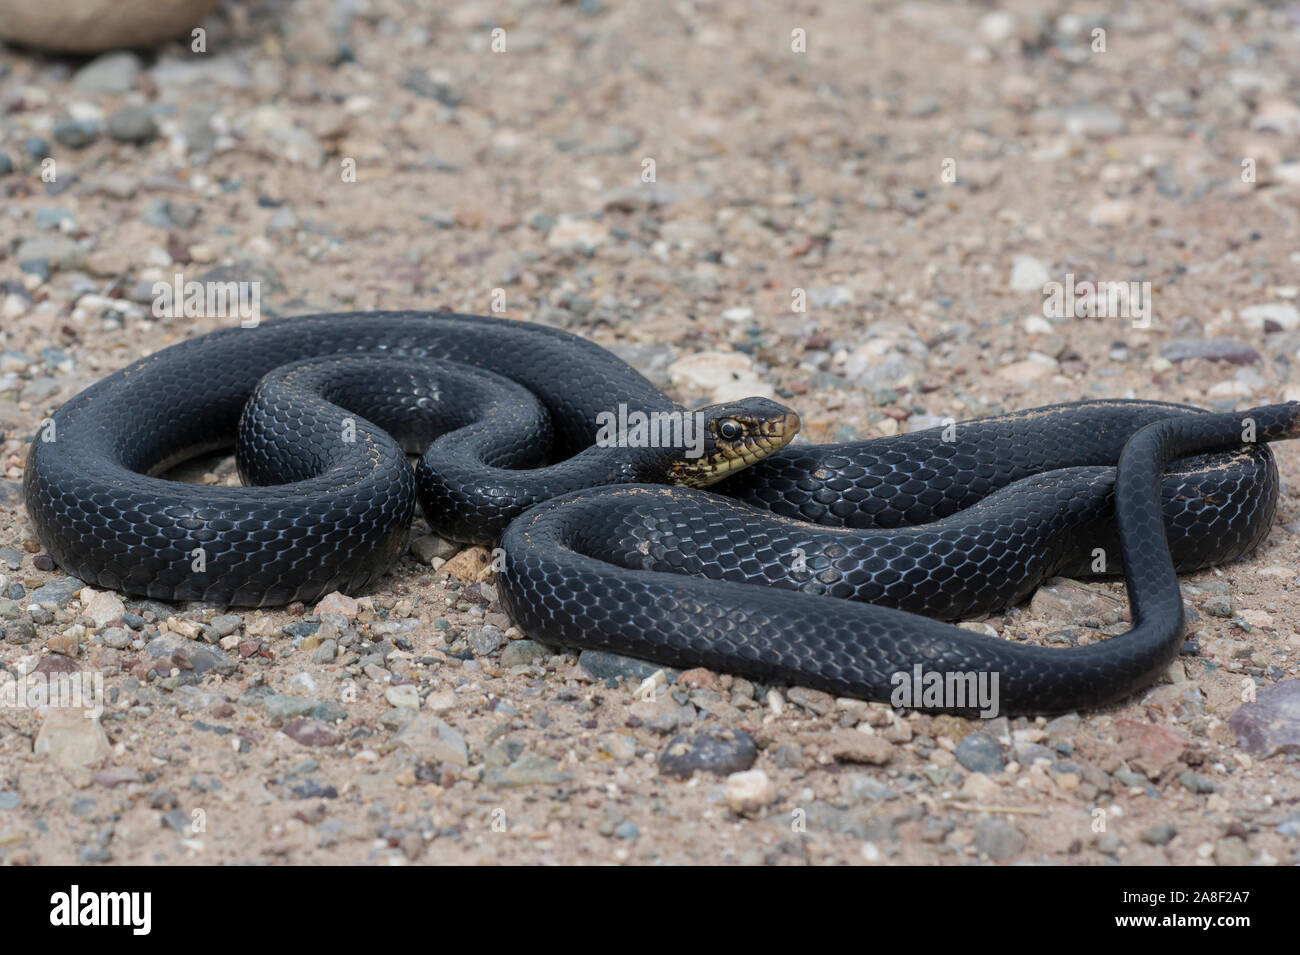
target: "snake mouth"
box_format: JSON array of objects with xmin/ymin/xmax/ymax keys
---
[{"xmin": 671, "ymin": 408, "xmax": 801, "ymax": 487}]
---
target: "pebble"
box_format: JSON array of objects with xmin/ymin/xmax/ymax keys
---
[
  {"xmin": 500, "ymin": 639, "xmax": 549, "ymax": 666},
  {"xmin": 395, "ymin": 713, "xmax": 469, "ymax": 766},
  {"xmin": 1029, "ymin": 577, "xmax": 1121, "ymax": 622},
  {"xmin": 208, "ymin": 614, "xmax": 242, "ymax": 637},
  {"xmin": 1088, "ymin": 199, "xmax": 1135, "ymax": 226},
  {"xmin": 599, "ymin": 733, "xmax": 637, "ymax": 763},
  {"xmin": 282, "ymin": 718, "xmax": 343, "ymax": 748},
  {"xmin": 106, "ymin": 106, "xmax": 158, "ymax": 145},
  {"xmin": 1201, "ymin": 596, "xmax": 1233, "ymax": 618},
  {"xmin": 34, "ymin": 709, "xmax": 111, "ymax": 770},
  {"xmin": 101, "ymin": 627, "xmax": 131, "ymax": 649},
  {"xmin": 1160, "ymin": 338, "xmax": 1260, "ymax": 365},
  {"xmin": 579, "ymin": 649, "xmax": 675, "ymax": 682},
  {"xmin": 1214, "ymin": 836, "xmax": 1253, "ymax": 866},
  {"xmin": 1179, "ymin": 771, "xmax": 1216, "ymax": 794},
  {"xmin": 845, "ymin": 773, "xmax": 894, "ymax": 803},
  {"xmin": 310, "ymin": 639, "xmax": 337, "ymax": 664},
  {"xmin": 1008, "ymin": 255, "xmax": 1051, "ymax": 292},
  {"xmin": 659, "ymin": 729, "xmax": 757, "ymax": 778},
  {"xmin": 483, "ymin": 752, "xmax": 573, "ymax": 789},
  {"xmin": 410, "ymin": 533, "xmax": 459, "ymax": 563},
  {"xmin": 818, "ymin": 730, "xmax": 895, "ymax": 765},
  {"xmin": 262, "ymin": 694, "xmax": 320, "ymax": 723},
  {"xmin": 667, "ymin": 350, "xmax": 775, "ymax": 403},
  {"xmin": 973, "ymin": 818, "xmax": 1027, "ymax": 861},
  {"xmin": 73, "ymin": 52, "xmax": 141, "ymax": 93},
  {"xmin": 467, "ymin": 625, "xmax": 504, "ymax": 656},
  {"xmin": 440, "ymin": 546, "xmax": 494, "ymax": 582},
  {"xmin": 786, "ymin": 686, "xmax": 836, "ymax": 715},
  {"xmin": 0, "ymin": 1, "xmax": 222, "ymax": 53},
  {"xmin": 313, "ymin": 591, "xmax": 359, "ymax": 619},
  {"xmin": 1229, "ymin": 680, "xmax": 1300, "ymax": 757},
  {"xmin": 53, "ymin": 120, "xmax": 101, "ymax": 149},
  {"xmin": 385, "ymin": 684, "xmax": 420, "ymax": 710},
  {"xmin": 954, "ymin": 732, "xmax": 1005, "ymax": 774},
  {"xmin": 22, "ymin": 137, "xmax": 51, "ymax": 161},
  {"xmin": 29, "ymin": 577, "xmax": 84, "ymax": 607},
  {"xmin": 725, "ymin": 770, "xmax": 774, "ymax": 815},
  {"xmin": 3, "ymin": 619, "xmax": 37, "ymax": 644},
  {"xmin": 1240, "ymin": 303, "xmax": 1300, "ymax": 331},
  {"xmin": 612, "ymin": 821, "xmax": 639, "ymax": 840},
  {"xmin": 16, "ymin": 237, "xmax": 84, "ymax": 273},
  {"xmin": 1115, "ymin": 719, "xmax": 1189, "ymax": 777},
  {"xmin": 81, "ymin": 589, "xmax": 125, "ymax": 628},
  {"xmin": 1142, "ymin": 823, "xmax": 1178, "ymax": 846}
]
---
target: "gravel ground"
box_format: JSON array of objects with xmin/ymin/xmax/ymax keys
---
[{"xmin": 1, "ymin": 0, "xmax": 1300, "ymax": 866}]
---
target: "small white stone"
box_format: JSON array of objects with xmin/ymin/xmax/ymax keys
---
[
  {"xmin": 314, "ymin": 591, "xmax": 359, "ymax": 619},
  {"xmin": 1088, "ymin": 198, "xmax": 1135, "ymax": 226},
  {"xmin": 1009, "ymin": 255, "xmax": 1051, "ymax": 292},
  {"xmin": 1240, "ymin": 303, "xmax": 1300, "ymax": 331},
  {"xmin": 424, "ymin": 689, "xmax": 456, "ymax": 712},
  {"xmin": 978, "ymin": 11, "xmax": 1017, "ymax": 44},
  {"xmin": 34, "ymin": 708, "xmax": 111, "ymax": 770},
  {"xmin": 725, "ymin": 769, "xmax": 774, "ymax": 815},
  {"xmin": 80, "ymin": 588, "xmax": 125, "ymax": 628},
  {"xmin": 385, "ymin": 684, "xmax": 421, "ymax": 710}
]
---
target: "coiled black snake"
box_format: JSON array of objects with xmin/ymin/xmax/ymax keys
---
[{"xmin": 22, "ymin": 312, "xmax": 1300, "ymax": 713}]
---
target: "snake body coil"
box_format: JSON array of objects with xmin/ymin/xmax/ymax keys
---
[{"xmin": 23, "ymin": 311, "xmax": 1300, "ymax": 713}]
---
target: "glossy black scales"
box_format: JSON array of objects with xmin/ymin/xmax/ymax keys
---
[
  {"xmin": 22, "ymin": 310, "xmax": 1300, "ymax": 713},
  {"xmin": 499, "ymin": 405, "xmax": 1300, "ymax": 715}
]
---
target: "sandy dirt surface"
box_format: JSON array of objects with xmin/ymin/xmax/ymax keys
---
[{"xmin": 1, "ymin": 0, "xmax": 1299, "ymax": 865}]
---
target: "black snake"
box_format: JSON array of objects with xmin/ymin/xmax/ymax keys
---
[{"xmin": 22, "ymin": 311, "xmax": 1300, "ymax": 713}]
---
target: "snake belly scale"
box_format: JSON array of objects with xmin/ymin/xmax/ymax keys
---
[{"xmin": 23, "ymin": 311, "xmax": 1300, "ymax": 713}]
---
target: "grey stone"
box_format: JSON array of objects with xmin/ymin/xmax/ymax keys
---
[
  {"xmin": 395, "ymin": 713, "xmax": 469, "ymax": 766},
  {"xmin": 29, "ymin": 576, "xmax": 84, "ymax": 607},
  {"xmin": 208, "ymin": 614, "xmax": 242, "ymax": 637},
  {"xmin": 73, "ymin": 52, "xmax": 141, "ymax": 93},
  {"xmin": 1141, "ymin": 823, "xmax": 1178, "ymax": 846},
  {"xmin": 3, "ymin": 619, "xmax": 36, "ymax": 644},
  {"xmin": 500, "ymin": 639, "xmax": 549, "ymax": 666},
  {"xmin": 954, "ymin": 732, "xmax": 1005, "ymax": 774},
  {"xmin": 483, "ymin": 754, "xmax": 573, "ymax": 788},
  {"xmin": 973, "ymin": 818, "xmax": 1026, "ymax": 860},
  {"xmin": 467, "ymin": 625, "xmax": 504, "ymax": 656},
  {"xmin": 579, "ymin": 649, "xmax": 677, "ymax": 682},
  {"xmin": 262, "ymin": 694, "xmax": 320, "ymax": 723},
  {"xmin": 53, "ymin": 120, "xmax": 100, "ymax": 149},
  {"xmin": 1161, "ymin": 338, "xmax": 1260, "ymax": 365},
  {"xmin": 107, "ymin": 106, "xmax": 158, "ymax": 144},
  {"xmin": 658, "ymin": 729, "xmax": 757, "ymax": 778},
  {"xmin": 311, "ymin": 638, "xmax": 337, "ymax": 663},
  {"xmin": 16, "ymin": 237, "xmax": 84, "ymax": 272}
]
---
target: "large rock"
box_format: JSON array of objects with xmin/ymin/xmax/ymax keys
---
[{"xmin": 0, "ymin": 0, "xmax": 222, "ymax": 53}]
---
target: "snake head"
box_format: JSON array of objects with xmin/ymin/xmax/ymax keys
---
[{"xmin": 668, "ymin": 397, "xmax": 801, "ymax": 487}]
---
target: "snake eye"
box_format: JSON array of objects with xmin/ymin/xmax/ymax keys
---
[{"xmin": 717, "ymin": 418, "xmax": 742, "ymax": 441}]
